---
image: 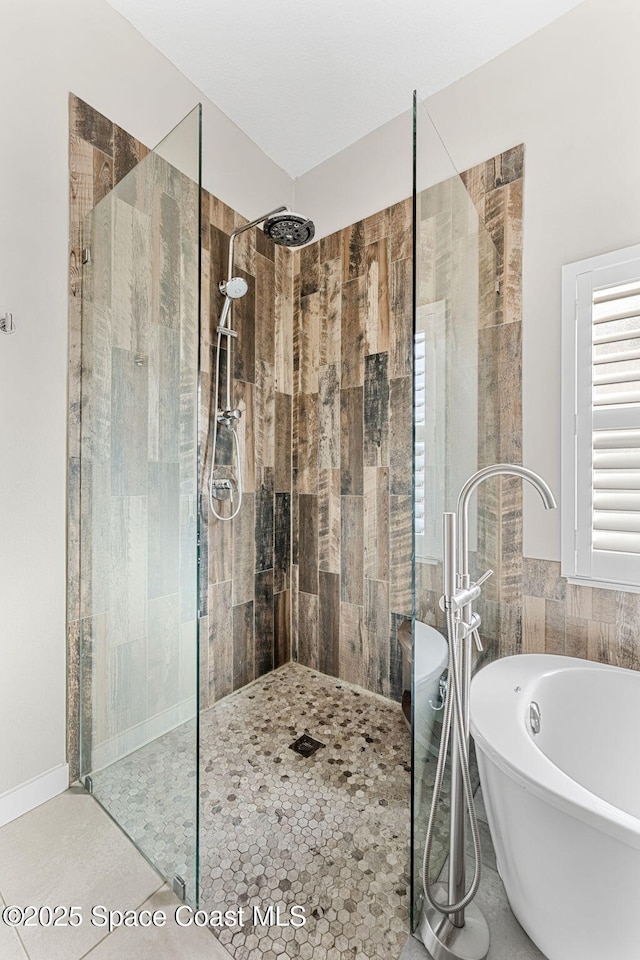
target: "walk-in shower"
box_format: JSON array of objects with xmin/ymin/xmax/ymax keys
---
[{"xmin": 208, "ymin": 206, "xmax": 315, "ymax": 520}]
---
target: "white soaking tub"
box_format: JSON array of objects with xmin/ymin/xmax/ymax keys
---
[{"xmin": 470, "ymin": 654, "xmax": 640, "ymax": 960}]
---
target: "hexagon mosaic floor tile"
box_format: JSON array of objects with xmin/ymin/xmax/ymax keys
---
[
  {"xmin": 90, "ymin": 662, "xmax": 421, "ymax": 958},
  {"xmin": 199, "ymin": 663, "xmax": 411, "ymax": 959}
]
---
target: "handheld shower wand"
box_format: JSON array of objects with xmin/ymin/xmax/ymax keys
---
[
  {"xmin": 420, "ymin": 464, "xmax": 556, "ymax": 960},
  {"xmin": 208, "ymin": 206, "xmax": 316, "ymax": 521}
]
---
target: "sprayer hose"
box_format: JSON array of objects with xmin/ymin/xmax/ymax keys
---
[{"xmin": 422, "ymin": 606, "xmax": 482, "ymax": 916}]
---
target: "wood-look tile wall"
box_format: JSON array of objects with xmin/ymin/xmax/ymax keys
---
[
  {"xmin": 199, "ymin": 197, "xmax": 293, "ymax": 710},
  {"xmin": 415, "ymin": 143, "xmax": 640, "ymax": 673},
  {"xmin": 68, "ymin": 96, "xmax": 292, "ymax": 780},
  {"xmin": 68, "ymin": 95, "xmax": 152, "ymax": 781},
  {"xmin": 291, "ymin": 201, "xmax": 414, "ymax": 700}
]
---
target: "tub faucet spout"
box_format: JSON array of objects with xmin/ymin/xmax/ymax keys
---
[{"xmin": 457, "ymin": 464, "xmax": 556, "ymax": 581}]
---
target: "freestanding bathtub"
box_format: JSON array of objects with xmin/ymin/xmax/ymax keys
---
[{"xmin": 470, "ymin": 654, "xmax": 640, "ymax": 960}]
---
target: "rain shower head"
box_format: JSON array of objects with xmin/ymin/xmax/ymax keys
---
[{"xmin": 263, "ymin": 212, "xmax": 315, "ymax": 247}]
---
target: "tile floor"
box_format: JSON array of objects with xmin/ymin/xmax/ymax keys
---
[
  {"xmin": 400, "ymin": 788, "xmax": 548, "ymax": 960},
  {"xmin": 87, "ymin": 662, "xmax": 413, "ymax": 958},
  {"xmin": 197, "ymin": 663, "xmax": 411, "ymax": 959},
  {"xmin": 0, "ymin": 666, "xmax": 548, "ymax": 960},
  {"xmin": 0, "ymin": 788, "xmax": 228, "ymax": 960}
]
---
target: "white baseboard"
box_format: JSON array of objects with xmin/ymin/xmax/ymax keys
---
[
  {"xmin": 91, "ymin": 698, "xmax": 196, "ymax": 773},
  {"xmin": 0, "ymin": 763, "xmax": 69, "ymax": 828}
]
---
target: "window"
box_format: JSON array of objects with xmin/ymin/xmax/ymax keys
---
[{"xmin": 562, "ymin": 244, "xmax": 640, "ymax": 590}]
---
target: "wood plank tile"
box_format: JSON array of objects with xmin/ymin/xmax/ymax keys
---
[
  {"xmin": 256, "ymin": 225, "xmax": 275, "ymax": 261},
  {"xmin": 274, "ymin": 493, "xmax": 291, "ymax": 593},
  {"xmin": 566, "ymin": 616, "xmax": 588, "ymax": 660},
  {"xmin": 70, "ymin": 94, "xmax": 113, "ymax": 156},
  {"xmin": 523, "ymin": 595, "xmax": 545, "ymax": 654},
  {"xmin": 320, "ymin": 231, "xmax": 342, "ymax": 263},
  {"xmin": 298, "ymin": 591, "xmax": 319, "ymax": 670},
  {"xmin": 255, "ymin": 252, "xmax": 275, "ymax": 365},
  {"xmin": 364, "ymin": 352, "xmax": 389, "ymax": 467},
  {"xmin": 232, "ymin": 600, "xmax": 254, "ymax": 691},
  {"xmin": 389, "ymin": 376, "xmax": 412, "ymax": 496},
  {"xmin": 232, "ymin": 267, "xmax": 256, "ymax": 383},
  {"xmin": 389, "ymin": 257, "xmax": 412, "ymax": 379},
  {"xmin": 255, "ymin": 468, "xmax": 274, "ymax": 573},
  {"xmin": 339, "ymin": 603, "xmax": 364, "ymax": 687},
  {"xmin": 111, "ymin": 347, "xmax": 148, "ymax": 495},
  {"xmin": 365, "ymin": 239, "xmax": 390, "ymax": 355},
  {"xmin": 364, "ymin": 578, "xmax": 390, "ymax": 697},
  {"xmin": 299, "ymin": 292, "xmax": 320, "ymax": 394},
  {"xmin": 234, "ymin": 379, "xmax": 256, "ymax": 494},
  {"xmin": 255, "ymin": 570, "xmax": 274, "ymax": 677},
  {"xmin": 319, "ymin": 571, "xmax": 340, "ymax": 677},
  {"xmin": 275, "ymin": 247, "xmax": 294, "ymax": 394},
  {"xmin": 207, "ymin": 501, "xmax": 233, "ymax": 588},
  {"xmin": 364, "ymin": 208, "xmax": 389, "ymax": 246},
  {"xmin": 297, "ymin": 393, "xmax": 318, "ymax": 494},
  {"xmin": 152, "ymin": 191, "xmax": 181, "ymax": 332},
  {"xmin": 389, "ymin": 494, "xmax": 412, "ymax": 617},
  {"xmin": 499, "ymin": 603, "xmax": 523, "ymax": 658},
  {"xmin": 67, "ymin": 619, "xmax": 81, "ymax": 781},
  {"xmin": 275, "ymin": 392, "xmax": 292, "ymax": 492},
  {"xmin": 340, "ymin": 386, "xmax": 363, "ymax": 496},
  {"xmin": 320, "ymin": 258, "xmax": 341, "ymax": 365},
  {"xmin": 210, "ymin": 194, "xmax": 235, "ymax": 234},
  {"xmin": 364, "ymin": 467, "xmax": 389, "ymax": 582},
  {"xmin": 300, "ymin": 243, "xmax": 320, "ymax": 297},
  {"xmin": 147, "ymin": 461, "xmax": 180, "ymax": 599},
  {"xmin": 114, "ymin": 124, "xmax": 144, "ymax": 186},
  {"xmin": 587, "ymin": 620, "xmax": 616, "ymax": 665},
  {"xmin": 275, "ymin": 590, "xmax": 291, "ymax": 668},
  {"xmin": 254, "ymin": 359, "xmax": 275, "ymax": 470},
  {"xmin": 342, "ymin": 220, "xmax": 365, "ymax": 280},
  {"xmin": 318, "ymin": 469, "xmax": 341, "ymax": 575},
  {"xmin": 299, "ymin": 494, "xmax": 318, "ymax": 595},
  {"xmin": 504, "ymin": 179, "xmax": 523, "ymax": 326},
  {"xmin": 616, "ymin": 591, "xmax": 640, "ymax": 670},
  {"xmin": 341, "ymin": 496, "xmax": 364, "ymax": 606},
  {"xmin": 232, "ymin": 492, "xmax": 255, "ymax": 605},
  {"xmin": 93, "ymin": 148, "xmax": 113, "ymax": 205},
  {"xmin": 389, "ymin": 613, "xmax": 409, "ymax": 701},
  {"xmin": 567, "ymin": 582, "xmax": 592, "ymax": 620},
  {"xmin": 291, "ymin": 564, "xmax": 299, "ymax": 661},
  {"xmin": 341, "ymin": 277, "xmax": 365, "ymax": 388},
  {"xmin": 233, "ymin": 221, "xmax": 255, "ymax": 276},
  {"xmin": 318, "ymin": 364, "xmax": 340, "ymax": 470},
  {"xmin": 544, "ymin": 599, "xmax": 566, "ymax": 655},
  {"xmin": 523, "ymin": 558, "xmax": 566, "ymax": 601},
  {"xmin": 109, "ymin": 496, "xmax": 147, "ymax": 647}
]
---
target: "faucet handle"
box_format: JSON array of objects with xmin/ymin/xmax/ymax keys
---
[
  {"xmin": 475, "ymin": 569, "xmax": 493, "ymax": 588},
  {"xmin": 471, "ymin": 629, "xmax": 484, "ymax": 654}
]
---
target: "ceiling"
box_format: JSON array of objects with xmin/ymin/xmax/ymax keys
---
[{"xmin": 106, "ymin": 0, "xmax": 585, "ymax": 178}]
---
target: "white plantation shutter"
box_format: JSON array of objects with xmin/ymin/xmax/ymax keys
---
[{"xmin": 562, "ymin": 246, "xmax": 640, "ymax": 588}]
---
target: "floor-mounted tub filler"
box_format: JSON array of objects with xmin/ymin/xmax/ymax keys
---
[
  {"xmin": 471, "ymin": 653, "xmax": 640, "ymax": 960},
  {"xmin": 419, "ymin": 465, "xmax": 556, "ymax": 960}
]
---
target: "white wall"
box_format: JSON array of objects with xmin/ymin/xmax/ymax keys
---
[
  {"xmin": 295, "ymin": 0, "xmax": 640, "ymax": 561},
  {"xmin": 0, "ymin": 0, "xmax": 292, "ymax": 802}
]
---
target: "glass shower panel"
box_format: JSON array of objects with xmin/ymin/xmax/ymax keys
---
[
  {"xmin": 411, "ymin": 93, "xmax": 498, "ymax": 928},
  {"xmin": 79, "ymin": 106, "xmax": 202, "ymax": 905}
]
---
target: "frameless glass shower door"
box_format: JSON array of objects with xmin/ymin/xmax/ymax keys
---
[
  {"xmin": 411, "ymin": 92, "xmax": 498, "ymax": 928},
  {"xmin": 79, "ymin": 106, "xmax": 202, "ymax": 904}
]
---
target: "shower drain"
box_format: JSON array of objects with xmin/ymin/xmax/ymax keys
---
[{"xmin": 289, "ymin": 734, "xmax": 325, "ymax": 757}]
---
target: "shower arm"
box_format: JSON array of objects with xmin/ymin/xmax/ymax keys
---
[{"xmin": 225, "ymin": 205, "xmax": 288, "ymax": 285}]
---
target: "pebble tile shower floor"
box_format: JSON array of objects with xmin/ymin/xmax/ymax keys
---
[
  {"xmin": 92, "ymin": 662, "xmax": 414, "ymax": 959},
  {"xmin": 201, "ymin": 663, "xmax": 411, "ymax": 959}
]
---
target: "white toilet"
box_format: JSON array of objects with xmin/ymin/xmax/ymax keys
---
[{"xmin": 400, "ymin": 621, "xmax": 449, "ymax": 752}]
